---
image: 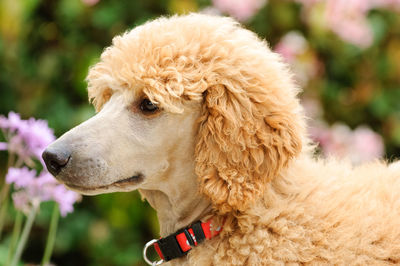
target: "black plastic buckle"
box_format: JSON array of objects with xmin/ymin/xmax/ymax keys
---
[
  {"xmin": 155, "ymin": 221, "xmax": 206, "ymax": 262},
  {"xmin": 156, "ymin": 233, "xmax": 186, "ymax": 261},
  {"xmin": 191, "ymin": 221, "xmax": 206, "ymax": 244}
]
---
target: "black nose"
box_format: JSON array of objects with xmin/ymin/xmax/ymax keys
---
[{"xmin": 42, "ymin": 147, "xmax": 71, "ymax": 176}]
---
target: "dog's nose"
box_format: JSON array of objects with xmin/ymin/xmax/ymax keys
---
[{"xmin": 42, "ymin": 147, "xmax": 71, "ymax": 176}]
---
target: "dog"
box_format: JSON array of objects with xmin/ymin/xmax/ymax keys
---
[{"xmin": 43, "ymin": 14, "xmax": 400, "ymax": 265}]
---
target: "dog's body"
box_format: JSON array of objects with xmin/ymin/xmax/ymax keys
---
[
  {"xmin": 185, "ymin": 156, "xmax": 400, "ymax": 265},
  {"xmin": 43, "ymin": 14, "xmax": 400, "ymax": 265}
]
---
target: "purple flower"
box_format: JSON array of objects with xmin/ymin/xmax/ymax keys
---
[
  {"xmin": 11, "ymin": 191, "xmax": 31, "ymax": 214},
  {"xmin": 7, "ymin": 135, "xmax": 30, "ymax": 163},
  {"xmin": 6, "ymin": 168, "xmax": 81, "ymax": 216},
  {"xmin": 20, "ymin": 118, "xmax": 56, "ymax": 160},
  {"xmin": 1, "ymin": 112, "xmax": 80, "ymax": 217},
  {"xmin": 0, "ymin": 112, "xmax": 55, "ymax": 165},
  {"xmin": 52, "ymin": 185, "xmax": 81, "ymax": 216},
  {"xmin": 6, "ymin": 167, "xmax": 36, "ymax": 188},
  {"xmin": 0, "ymin": 111, "xmax": 24, "ymax": 132},
  {"xmin": 0, "ymin": 142, "xmax": 7, "ymax": 150}
]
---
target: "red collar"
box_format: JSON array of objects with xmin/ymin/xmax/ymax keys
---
[{"xmin": 143, "ymin": 220, "xmax": 222, "ymax": 265}]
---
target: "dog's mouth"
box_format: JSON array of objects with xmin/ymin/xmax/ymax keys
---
[{"xmin": 64, "ymin": 174, "xmax": 144, "ymax": 194}]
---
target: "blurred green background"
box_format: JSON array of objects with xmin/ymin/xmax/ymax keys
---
[{"xmin": 0, "ymin": 0, "xmax": 399, "ymax": 265}]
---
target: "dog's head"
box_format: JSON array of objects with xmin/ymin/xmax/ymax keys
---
[{"xmin": 43, "ymin": 14, "xmax": 306, "ymax": 213}]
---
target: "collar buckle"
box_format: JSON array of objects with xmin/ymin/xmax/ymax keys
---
[
  {"xmin": 143, "ymin": 239, "xmax": 164, "ymax": 265},
  {"xmin": 143, "ymin": 219, "xmax": 223, "ymax": 264}
]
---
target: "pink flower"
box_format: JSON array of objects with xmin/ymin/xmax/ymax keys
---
[
  {"xmin": 326, "ymin": 0, "xmax": 373, "ymax": 48},
  {"xmin": 275, "ymin": 32, "xmax": 307, "ymax": 62},
  {"xmin": 81, "ymin": 0, "xmax": 100, "ymax": 6},
  {"xmin": 310, "ymin": 123, "xmax": 384, "ymax": 164},
  {"xmin": 370, "ymin": 0, "xmax": 400, "ymax": 9},
  {"xmin": 212, "ymin": 0, "xmax": 267, "ymax": 21},
  {"xmin": 294, "ymin": 0, "xmax": 400, "ymax": 48},
  {"xmin": 311, "ymin": 123, "xmax": 352, "ymax": 158},
  {"xmin": 274, "ymin": 32, "xmax": 320, "ymax": 86},
  {"xmin": 352, "ymin": 126, "xmax": 384, "ymax": 163}
]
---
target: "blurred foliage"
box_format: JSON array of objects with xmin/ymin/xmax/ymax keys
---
[{"xmin": 0, "ymin": 0, "xmax": 399, "ymax": 265}]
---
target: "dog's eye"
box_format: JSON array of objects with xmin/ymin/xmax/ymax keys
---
[{"xmin": 140, "ymin": 99, "xmax": 159, "ymax": 113}]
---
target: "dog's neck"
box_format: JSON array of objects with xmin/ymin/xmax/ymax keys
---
[
  {"xmin": 139, "ymin": 168, "xmax": 212, "ymax": 236},
  {"xmin": 140, "ymin": 188, "xmax": 212, "ymax": 236}
]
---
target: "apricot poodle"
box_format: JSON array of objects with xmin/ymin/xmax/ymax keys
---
[{"xmin": 43, "ymin": 14, "xmax": 400, "ymax": 265}]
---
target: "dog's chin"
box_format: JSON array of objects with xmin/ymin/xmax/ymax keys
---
[{"xmin": 63, "ymin": 175, "xmax": 144, "ymax": 195}]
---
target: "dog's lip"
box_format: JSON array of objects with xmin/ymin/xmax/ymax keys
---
[{"xmin": 64, "ymin": 174, "xmax": 144, "ymax": 191}]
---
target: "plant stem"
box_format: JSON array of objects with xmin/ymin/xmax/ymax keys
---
[
  {"xmin": 0, "ymin": 183, "xmax": 10, "ymax": 206},
  {"xmin": 0, "ymin": 188, "xmax": 10, "ymax": 239},
  {"xmin": 0, "ymin": 152, "xmax": 14, "ymax": 205},
  {"xmin": 6, "ymin": 211, "xmax": 23, "ymax": 265},
  {"xmin": 0, "ymin": 153, "xmax": 14, "ymax": 239},
  {"xmin": 41, "ymin": 203, "xmax": 59, "ymax": 266},
  {"xmin": 10, "ymin": 200, "xmax": 39, "ymax": 266}
]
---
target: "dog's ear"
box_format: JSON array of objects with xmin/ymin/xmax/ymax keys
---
[{"xmin": 195, "ymin": 64, "xmax": 305, "ymax": 214}]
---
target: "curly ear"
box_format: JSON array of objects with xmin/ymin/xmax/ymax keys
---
[{"xmin": 195, "ymin": 75, "xmax": 305, "ymax": 213}]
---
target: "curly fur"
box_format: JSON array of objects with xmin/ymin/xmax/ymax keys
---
[{"xmin": 86, "ymin": 14, "xmax": 400, "ymax": 265}]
